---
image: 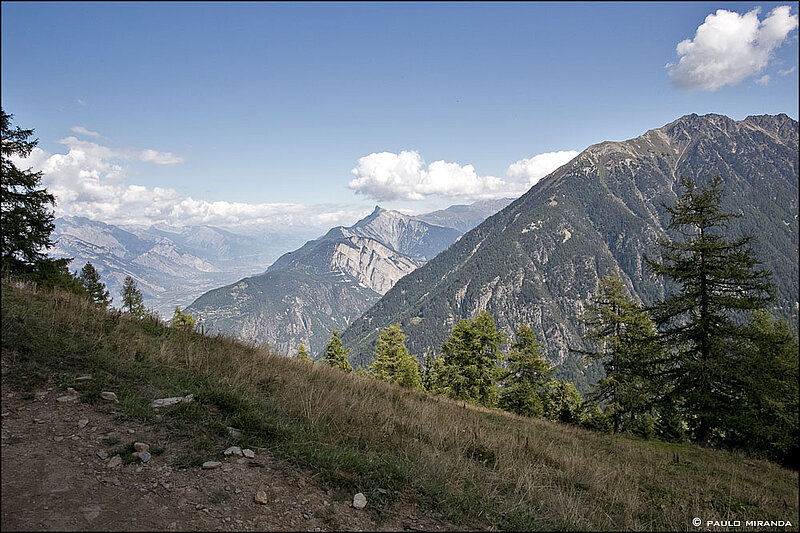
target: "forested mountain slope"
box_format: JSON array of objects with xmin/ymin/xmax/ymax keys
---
[{"xmin": 343, "ymin": 113, "xmax": 799, "ymax": 388}]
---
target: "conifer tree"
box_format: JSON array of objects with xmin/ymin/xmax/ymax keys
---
[
  {"xmin": 440, "ymin": 310, "xmax": 505, "ymax": 407},
  {"xmin": 420, "ymin": 349, "xmax": 444, "ymax": 392},
  {"xmin": 541, "ymin": 379, "xmax": 583, "ymax": 424},
  {"xmin": 170, "ymin": 307, "xmax": 196, "ymax": 330},
  {"xmin": 1, "ymin": 109, "xmax": 56, "ymax": 274},
  {"xmin": 581, "ymin": 273, "xmax": 661, "ymax": 433},
  {"xmin": 77, "ymin": 262, "xmax": 111, "ymax": 308},
  {"xmin": 323, "ymin": 330, "xmax": 352, "ymax": 372},
  {"xmin": 296, "ymin": 344, "xmax": 312, "ymax": 362},
  {"xmin": 499, "ymin": 324, "xmax": 552, "ymax": 418},
  {"xmin": 121, "ymin": 275, "xmax": 146, "ymax": 318},
  {"xmin": 646, "ymin": 176, "xmax": 774, "ymax": 446},
  {"xmin": 369, "ymin": 323, "xmax": 421, "ymax": 389}
]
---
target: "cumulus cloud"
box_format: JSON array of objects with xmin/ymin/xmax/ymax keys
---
[
  {"xmin": 668, "ymin": 6, "xmax": 798, "ymax": 91},
  {"xmin": 10, "ymin": 138, "xmax": 362, "ymax": 232},
  {"xmin": 505, "ymin": 150, "xmax": 579, "ymax": 188},
  {"xmin": 71, "ymin": 125, "xmax": 101, "ymax": 138},
  {"xmin": 778, "ymin": 66, "xmax": 797, "ymax": 75},
  {"xmin": 349, "ymin": 149, "xmax": 576, "ymax": 202}
]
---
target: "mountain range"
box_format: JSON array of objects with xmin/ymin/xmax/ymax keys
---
[
  {"xmin": 185, "ymin": 199, "xmax": 514, "ymax": 355},
  {"xmin": 342, "ymin": 113, "xmax": 799, "ymax": 390},
  {"xmin": 48, "ymin": 217, "xmax": 319, "ymax": 317}
]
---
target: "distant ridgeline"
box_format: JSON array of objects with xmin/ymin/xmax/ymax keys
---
[
  {"xmin": 343, "ymin": 113, "xmax": 799, "ymax": 391},
  {"xmin": 185, "ymin": 199, "xmax": 514, "ymax": 356}
]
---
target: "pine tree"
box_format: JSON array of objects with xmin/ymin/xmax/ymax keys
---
[
  {"xmin": 77, "ymin": 262, "xmax": 111, "ymax": 308},
  {"xmin": 369, "ymin": 323, "xmax": 421, "ymax": 389},
  {"xmin": 170, "ymin": 307, "xmax": 196, "ymax": 330},
  {"xmin": 646, "ymin": 176, "xmax": 774, "ymax": 446},
  {"xmin": 541, "ymin": 379, "xmax": 583, "ymax": 424},
  {"xmin": 581, "ymin": 273, "xmax": 661, "ymax": 433},
  {"xmin": 440, "ymin": 310, "xmax": 506, "ymax": 407},
  {"xmin": 121, "ymin": 275, "xmax": 146, "ymax": 318},
  {"xmin": 296, "ymin": 345, "xmax": 312, "ymax": 362},
  {"xmin": 323, "ymin": 330, "xmax": 353, "ymax": 372},
  {"xmin": 1, "ymin": 109, "xmax": 56, "ymax": 273},
  {"xmin": 499, "ymin": 324, "xmax": 552, "ymax": 418}
]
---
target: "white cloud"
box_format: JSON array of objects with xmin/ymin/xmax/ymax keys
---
[
  {"xmin": 349, "ymin": 149, "xmax": 576, "ymax": 202},
  {"xmin": 71, "ymin": 126, "xmax": 101, "ymax": 138},
  {"xmin": 669, "ymin": 6, "xmax": 798, "ymax": 91},
  {"xmin": 755, "ymin": 74, "xmax": 771, "ymax": 86},
  {"xmin": 505, "ymin": 150, "xmax": 579, "ymax": 188},
  {"xmin": 10, "ymin": 138, "xmax": 364, "ymax": 232},
  {"xmin": 778, "ymin": 66, "xmax": 797, "ymax": 75}
]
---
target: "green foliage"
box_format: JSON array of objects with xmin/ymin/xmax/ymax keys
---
[
  {"xmin": 439, "ymin": 311, "xmax": 506, "ymax": 407},
  {"xmin": 121, "ymin": 276, "xmax": 146, "ymax": 318},
  {"xmin": 24, "ymin": 257, "xmax": 87, "ymax": 297},
  {"xmin": 541, "ymin": 379, "xmax": 583, "ymax": 424},
  {"xmin": 323, "ymin": 330, "xmax": 352, "ymax": 372},
  {"xmin": 581, "ymin": 273, "xmax": 663, "ymax": 434},
  {"xmin": 369, "ymin": 323, "xmax": 421, "ymax": 389},
  {"xmin": 1, "ymin": 109, "xmax": 56, "ymax": 274},
  {"xmin": 77, "ymin": 262, "xmax": 111, "ymax": 308},
  {"xmin": 647, "ymin": 176, "xmax": 775, "ymax": 446},
  {"xmin": 169, "ymin": 307, "xmax": 196, "ymax": 330},
  {"xmin": 498, "ymin": 324, "xmax": 552, "ymax": 418},
  {"xmin": 419, "ymin": 349, "xmax": 443, "ymax": 392},
  {"xmin": 721, "ymin": 311, "xmax": 799, "ymax": 465},
  {"xmin": 296, "ymin": 344, "xmax": 312, "ymax": 362}
]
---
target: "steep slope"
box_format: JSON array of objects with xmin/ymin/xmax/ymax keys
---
[
  {"xmin": 186, "ymin": 208, "xmax": 478, "ymax": 356},
  {"xmin": 49, "ymin": 217, "xmax": 313, "ymax": 317},
  {"xmin": 342, "ymin": 114, "xmax": 799, "ymax": 388}
]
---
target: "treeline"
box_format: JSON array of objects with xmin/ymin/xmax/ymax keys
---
[{"xmin": 307, "ymin": 176, "xmax": 798, "ymax": 467}]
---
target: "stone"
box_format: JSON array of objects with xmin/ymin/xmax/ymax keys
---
[
  {"xmin": 226, "ymin": 427, "xmax": 242, "ymax": 439},
  {"xmin": 202, "ymin": 461, "xmax": 222, "ymax": 470},
  {"xmin": 107, "ymin": 456, "xmax": 122, "ymax": 468},
  {"xmin": 96, "ymin": 450, "xmax": 109, "ymax": 460},
  {"xmin": 75, "ymin": 375, "xmax": 92, "ymax": 381},
  {"xmin": 224, "ymin": 446, "xmax": 242, "ymax": 457},
  {"xmin": 56, "ymin": 394, "xmax": 78, "ymax": 403},
  {"xmin": 253, "ymin": 491, "xmax": 269, "ymax": 505},
  {"xmin": 54, "ymin": 436, "xmax": 64, "ymax": 442},
  {"xmin": 99, "ymin": 392, "xmax": 118, "ymax": 403},
  {"xmin": 78, "ymin": 419, "xmax": 89, "ymax": 429},
  {"xmin": 80, "ymin": 504, "xmax": 102, "ymax": 521},
  {"xmin": 242, "ymin": 449, "xmax": 255, "ymax": 459},
  {"xmin": 352, "ymin": 492, "xmax": 367, "ymax": 509},
  {"xmin": 133, "ymin": 451, "xmax": 152, "ymax": 463},
  {"xmin": 149, "ymin": 394, "xmax": 194, "ymax": 408},
  {"xmin": 133, "ymin": 442, "xmax": 150, "ymax": 452}
]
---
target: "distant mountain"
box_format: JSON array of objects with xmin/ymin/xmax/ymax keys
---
[
  {"xmin": 48, "ymin": 217, "xmax": 316, "ymax": 316},
  {"xmin": 342, "ymin": 113, "xmax": 799, "ymax": 391},
  {"xmin": 416, "ymin": 198, "xmax": 515, "ymax": 233},
  {"xmin": 186, "ymin": 202, "xmax": 511, "ymax": 356}
]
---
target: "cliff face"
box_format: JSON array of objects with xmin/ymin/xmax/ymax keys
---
[
  {"xmin": 187, "ymin": 205, "xmax": 507, "ymax": 356},
  {"xmin": 343, "ymin": 114, "xmax": 799, "ymax": 389}
]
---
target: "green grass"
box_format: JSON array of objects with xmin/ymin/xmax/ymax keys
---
[{"xmin": 2, "ymin": 281, "xmax": 798, "ymax": 531}]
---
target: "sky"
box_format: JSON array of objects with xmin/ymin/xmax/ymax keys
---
[{"xmin": 2, "ymin": 1, "xmax": 798, "ymax": 234}]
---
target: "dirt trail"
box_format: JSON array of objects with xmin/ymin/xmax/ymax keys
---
[{"xmin": 0, "ymin": 378, "xmax": 453, "ymax": 532}]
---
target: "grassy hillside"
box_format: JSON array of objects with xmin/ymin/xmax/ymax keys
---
[{"xmin": 2, "ymin": 280, "xmax": 798, "ymax": 531}]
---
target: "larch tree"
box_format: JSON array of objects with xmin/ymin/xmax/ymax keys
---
[
  {"xmin": 369, "ymin": 323, "xmax": 421, "ymax": 389},
  {"xmin": 121, "ymin": 275, "xmax": 146, "ymax": 318},
  {"xmin": 439, "ymin": 310, "xmax": 506, "ymax": 407},
  {"xmin": 499, "ymin": 324, "xmax": 552, "ymax": 418},
  {"xmin": 646, "ymin": 176, "xmax": 774, "ymax": 446},
  {"xmin": 323, "ymin": 330, "xmax": 352, "ymax": 372}
]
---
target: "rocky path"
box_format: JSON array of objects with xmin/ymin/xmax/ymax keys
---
[{"xmin": 0, "ymin": 378, "xmax": 452, "ymax": 532}]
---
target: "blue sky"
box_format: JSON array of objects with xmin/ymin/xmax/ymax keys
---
[{"xmin": 2, "ymin": 1, "xmax": 798, "ymax": 232}]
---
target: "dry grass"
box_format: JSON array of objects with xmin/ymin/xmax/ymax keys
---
[{"xmin": 2, "ymin": 281, "xmax": 798, "ymax": 531}]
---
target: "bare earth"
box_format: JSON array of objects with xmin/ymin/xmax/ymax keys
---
[{"xmin": 0, "ymin": 378, "xmax": 457, "ymax": 532}]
